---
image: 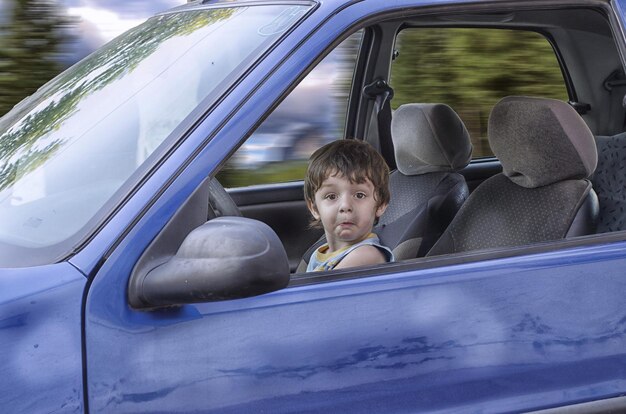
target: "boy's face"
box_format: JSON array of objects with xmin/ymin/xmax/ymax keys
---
[{"xmin": 308, "ymin": 173, "xmax": 387, "ymax": 252}]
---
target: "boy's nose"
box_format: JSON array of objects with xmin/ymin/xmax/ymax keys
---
[{"xmin": 339, "ymin": 197, "xmax": 352, "ymax": 212}]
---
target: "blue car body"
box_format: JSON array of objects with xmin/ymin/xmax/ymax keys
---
[{"xmin": 3, "ymin": 0, "xmax": 626, "ymax": 412}]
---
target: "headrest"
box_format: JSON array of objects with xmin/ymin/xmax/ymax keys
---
[
  {"xmin": 488, "ymin": 96, "xmax": 597, "ymax": 188},
  {"xmin": 391, "ymin": 103, "xmax": 472, "ymax": 175}
]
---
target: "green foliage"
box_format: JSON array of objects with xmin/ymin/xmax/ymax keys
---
[
  {"xmin": 223, "ymin": 28, "xmax": 571, "ymax": 189},
  {"xmin": 0, "ymin": 16, "xmax": 573, "ymax": 190},
  {"xmin": 217, "ymin": 161, "xmax": 309, "ymax": 188},
  {"xmin": 52, "ymin": 10, "xmax": 235, "ymax": 99},
  {"xmin": 0, "ymin": 8, "xmax": 236, "ymax": 191},
  {"xmin": 0, "ymin": 0, "xmax": 75, "ymax": 117},
  {"xmin": 391, "ymin": 28, "xmax": 568, "ymax": 157}
]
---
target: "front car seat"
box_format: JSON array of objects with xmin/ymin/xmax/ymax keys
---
[
  {"xmin": 378, "ymin": 103, "xmax": 472, "ymax": 259},
  {"xmin": 297, "ymin": 103, "xmax": 472, "ymax": 272},
  {"xmin": 427, "ymin": 96, "xmax": 599, "ymax": 257}
]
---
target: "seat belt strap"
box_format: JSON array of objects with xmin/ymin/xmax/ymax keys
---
[
  {"xmin": 603, "ymin": 69, "xmax": 626, "ymax": 132},
  {"xmin": 363, "ymin": 79, "xmax": 396, "ymax": 170}
]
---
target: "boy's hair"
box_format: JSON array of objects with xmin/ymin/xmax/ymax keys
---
[{"xmin": 304, "ymin": 139, "xmax": 390, "ymax": 217}]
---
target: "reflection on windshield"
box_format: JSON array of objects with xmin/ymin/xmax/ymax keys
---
[{"xmin": 0, "ymin": 4, "xmax": 309, "ymax": 266}]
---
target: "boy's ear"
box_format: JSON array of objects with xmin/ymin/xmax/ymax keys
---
[
  {"xmin": 376, "ymin": 202, "xmax": 388, "ymax": 218},
  {"xmin": 307, "ymin": 200, "xmax": 320, "ymax": 220}
]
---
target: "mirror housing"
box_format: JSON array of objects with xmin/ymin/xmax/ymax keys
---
[{"xmin": 128, "ymin": 217, "xmax": 290, "ymax": 309}]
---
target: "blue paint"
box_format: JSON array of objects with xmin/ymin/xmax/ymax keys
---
[
  {"xmin": 85, "ymin": 239, "xmax": 626, "ymax": 413},
  {"xmin": 0, "ymin": 264, "xmax": 85, "ymax": 413},
  {"xmin": 2, "ymin": 0, "xmax": 626, "ymax": 413}
]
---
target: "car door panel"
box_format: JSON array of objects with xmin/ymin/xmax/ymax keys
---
[
  {"xmin": 0, "ymin": 264, "xmax": 85, "ymax": 413},
  {"xmin": 85, "ymin": 236, "xmax": 626, "ymax": 413}
]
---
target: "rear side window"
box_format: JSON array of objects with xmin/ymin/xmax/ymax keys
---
[{"xmin": 390, "ymin": 28, "xmax": 568, "ymax": 158}]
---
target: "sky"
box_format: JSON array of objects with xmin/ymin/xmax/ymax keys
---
[
  {"xmin": 0, "ymin": 0, "xmax": 188, "ymax": 61},
  {"xmin": 63, "ymin": 0, "xmax": 187, "ymax": 59},
  {"xmin": 64, "ymin": 0, "xmax": 187, "ymax": 39}
]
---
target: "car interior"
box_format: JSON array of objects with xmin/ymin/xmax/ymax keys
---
[
  {"xmin": 134, "ymin": 2, "xmax": 626, "ymax": 289},
  {"xmin": 225, "ymin": 4, "xmax": 623, "ymax": 271},
  {"xmin": 220, "ymin": 4, "xmax": 625, "ymax": 277}
]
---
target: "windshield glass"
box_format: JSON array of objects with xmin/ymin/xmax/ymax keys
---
[{"xmin": 0, "ymin": 4, "xmax": 310, "ymax": 267}]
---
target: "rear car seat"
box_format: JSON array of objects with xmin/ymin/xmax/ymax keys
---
[
  {"xmin": 427, "ymin": 96, "xmax": 599, "ymax": 256},
  {"xmin": 592, "ymin": 132, "xmax": 626, "ymax": 233}
]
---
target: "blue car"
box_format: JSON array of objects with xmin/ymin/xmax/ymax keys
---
[{"xmin": 3, "ymin": 0, "xmax": 626, "ymax": 412}]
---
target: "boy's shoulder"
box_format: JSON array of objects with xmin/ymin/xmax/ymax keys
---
[{"xmin": 335, "ymin": 244, "xmax": 388, "ymax": 269}]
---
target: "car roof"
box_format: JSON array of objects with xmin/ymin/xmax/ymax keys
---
[{"xmin": 167, "ymin": 0, "xmax": 604, "ymax": 16}]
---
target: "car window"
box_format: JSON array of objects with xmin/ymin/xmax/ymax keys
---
[
  {"xmin": 217, "ymin": 31, "xmax": 363, "ymax": 188},
  {"xmin": 0, "ymin": 3, "xmax": 312, "ymax": 267},
  {"xmin": 390, "ymin": 28, "xmax": 568, "ymax": 158}
]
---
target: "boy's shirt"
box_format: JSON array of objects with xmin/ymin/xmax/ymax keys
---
[{"xmin": 306, "ymin": 233, "xmax": 394, "ymax": 272}]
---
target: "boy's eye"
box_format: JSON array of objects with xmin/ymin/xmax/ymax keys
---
[
  {"xmin": 324, "ymin": 193, "xmax": 337, "ymax": 200},
  {"xmin": 355, "ymin": 192, "xmax": 367, "ymax": 199}
]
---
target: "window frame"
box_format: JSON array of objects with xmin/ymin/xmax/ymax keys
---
[
  {"xmin": 283, "ymin": 2, "xmax": 626, "ymax": 283},
  {"xmin": 128, "ymin": 1, "xmax": 626, "ymax": 287}
]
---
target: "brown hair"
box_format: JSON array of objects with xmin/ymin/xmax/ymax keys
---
[{"xmin": 304, "ymin": 139, "xmax": 390, "ymax": 225}]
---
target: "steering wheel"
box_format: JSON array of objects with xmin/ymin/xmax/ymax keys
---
[{"xmin": 208, "ymin": 177, "xmax": 242, "ymax": 218}]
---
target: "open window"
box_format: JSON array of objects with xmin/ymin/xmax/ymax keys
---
[
  {"xmin": 390, "ymin": 27, "xmax": 569, "ymax": 158},
  {"xmin": 289, "ymin": 5, "xmax": 625, "ymax": 276},
  {"xmin": 216, "ymin": 31, "xmax": 364, "ymax": 188},
  {"xmin": 130, "ymin": 2, "xmax": 626, "ymax": 307}
]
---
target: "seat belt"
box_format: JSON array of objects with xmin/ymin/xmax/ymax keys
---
[
  {"xmin": 603, "ymin": 69, "xmax": 626, "ymax": 132},
  {"xmin": 363, "ymin": 78, "xmax": 396, "ymax": 170}
]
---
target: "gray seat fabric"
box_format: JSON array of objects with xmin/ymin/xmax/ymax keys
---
[
  {"xmin": 297, "ymin": 103, "xmax": 472, "ymax": 272},
  {"xmin": 378, "ymin": 103, "xmax": 472, "ymax": 258},
  {"xmin": 427, "ymin": 96, "xmax": 599, "ymax": 257},
  {"xmin": 592, "ymin": 133, "xmax": 626, "ymax": 233}
]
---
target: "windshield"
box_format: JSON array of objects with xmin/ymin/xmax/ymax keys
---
[{"xmin": 0, "ymin": 4, "xmax": 310, "ymax": 267}]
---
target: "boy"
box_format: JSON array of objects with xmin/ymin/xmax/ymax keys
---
[{"xmin": 304, "ymin": 139, "xmax": 394, "ymax": 272}]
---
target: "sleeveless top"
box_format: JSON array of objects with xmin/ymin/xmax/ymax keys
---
[{"xmin": 306, "ymin": 233, "xmax": 394, "ymax": 272}]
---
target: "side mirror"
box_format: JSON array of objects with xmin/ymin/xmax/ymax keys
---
[{"xmin": 128, "ymin": 217, "xmax": 290, "ymax": 309}]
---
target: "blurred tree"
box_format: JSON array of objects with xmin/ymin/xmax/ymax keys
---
[
  {"xmin": 0, "ymin": 0, "xmax": 76, "ymax": 117},
  {"xmin": 391, "ymin": 28, "xmax": 568, "ymax": 157},
  {"xmin": 0, "ymin": 8, "xmax": 237, "ymax": 191}
]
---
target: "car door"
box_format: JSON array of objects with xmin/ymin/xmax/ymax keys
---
[
  {"xmin": 82, "ymin": 1, "xmax": 626, "ymax": 413},
  {"xmin": 0, "ymin": 264, "xmax": 85, "ymax": 413}
]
